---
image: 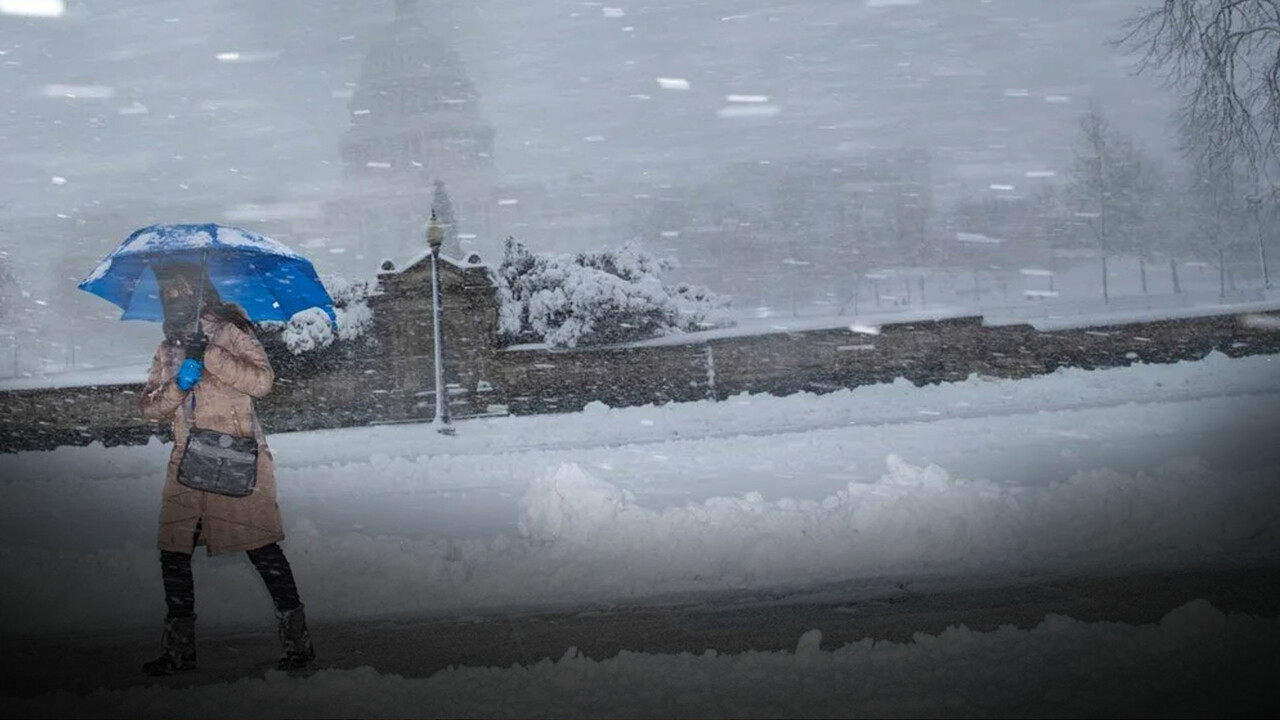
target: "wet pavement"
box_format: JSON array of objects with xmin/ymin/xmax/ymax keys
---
[{"xmin": 4, "ymin": 561, "xmax": 1280, "ymax": 711}]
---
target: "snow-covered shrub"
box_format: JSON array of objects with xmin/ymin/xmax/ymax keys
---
[
  {"xmin": 281, "ymin": 307, "xmax": 334, "ymax": 354},
  {"xmin": 267, "ymin": 274, "xmax": 374, "ymax": 356},
  {"xmin": 496, "ymin": 238, "xmax": 732, "ymax": 348},
  {"xmin": 323, "ymin": 274, "xmax": 374, "ymax": 344}
]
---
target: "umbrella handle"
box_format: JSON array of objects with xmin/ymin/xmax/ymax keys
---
[{"xmin": 194, "ymin": 249, "xmax": 208, "ymax": 336}]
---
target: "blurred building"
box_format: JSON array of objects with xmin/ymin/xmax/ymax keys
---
[
  {"xmin": 629, "ymin": 150, "xmax": 935, "ymax": 305},
  {"xmin": 322, "ymin": 0, "xmax": 498, "ymax": 268}
]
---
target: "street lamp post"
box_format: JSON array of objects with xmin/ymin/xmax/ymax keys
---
[{"xmin": 427, "ymin": 210, "xmax": 454, "ymax": 435}]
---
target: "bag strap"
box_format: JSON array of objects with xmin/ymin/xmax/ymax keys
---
[
  {"xmin": 247, "ymin": 401, "xmax": 266, "ymax": 444},
  {"xmin": 178, "ymin": 344, "xmax": 196, "ymax": 433},
  {"xmin": 176, "ymin": 345, "xmax": 265, "ymax": 445}
]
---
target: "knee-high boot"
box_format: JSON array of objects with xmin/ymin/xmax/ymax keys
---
[
  {"xmin": 144, "ymin": 549, "xmax": 197, "ymax": 675},
  {"xmin": 276, "ymin": 604, "xmax": 315, "ymax": 670},
  {"xmin": 247, "ymin": 542, "xmax": 315, "ymax": 670},
  {"xmin": 142, "ymin": 614, "xmax": 197, "ymax": 676}
]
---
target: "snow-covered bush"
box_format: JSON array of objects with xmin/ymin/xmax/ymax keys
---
[
  {"xmin": 281, "ymin": 307, "xmax": 334, "ymax": 354},
  {"xmin": 496, "ymin": 238, "xmax": 732, "ymax": 348},
  {"xmin": 323, "ymin": 274, "xmax": 374, "ymax": 343},
  {"xmin": 268, "ymin": 274, "xmax": 374, "ymax": 355}
]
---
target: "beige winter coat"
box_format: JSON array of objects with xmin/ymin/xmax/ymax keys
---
[{"xmin": 141, "ymin": 310, "xmax": 284, "ymax": 556}]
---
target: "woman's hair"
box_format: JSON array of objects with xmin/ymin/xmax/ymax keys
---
[{"xmin": 203, "ymin": 302, "xmax": 256, "ymax": 334}]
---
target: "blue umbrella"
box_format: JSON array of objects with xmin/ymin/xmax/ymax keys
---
[{"xmin": 78, "ymin": 223, "xmax": 337, "ymax": 328}]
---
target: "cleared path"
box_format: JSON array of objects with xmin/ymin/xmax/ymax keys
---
[{"xmin": 4, "ymin": 561, "xmax": 1279, "ymax": 716}]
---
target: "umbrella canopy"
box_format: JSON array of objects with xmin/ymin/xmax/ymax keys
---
[{"xmin": 78, "ymin": 223, "xmax": 337, "ymax": 327}]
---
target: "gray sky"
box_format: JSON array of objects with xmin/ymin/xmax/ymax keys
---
[
  {"xmin": 1, "ymin": 0, "xmax": 1174, "ymax": 227},
  {"xmin": 0, "ymin": 0, "xmax": 1179, "ymax": 368}
]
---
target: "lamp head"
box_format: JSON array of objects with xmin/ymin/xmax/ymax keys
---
[{"xmin": 427, "ymin": 209, "xmax": 444, "ymax": 253}]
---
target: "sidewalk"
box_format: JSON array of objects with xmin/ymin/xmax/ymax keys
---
[{"xmin": 5, "ymin": 562, "xmax": 1280, "ymax": 703}]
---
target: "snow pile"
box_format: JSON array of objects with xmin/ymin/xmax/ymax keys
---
[
  {"xmin": 502, "ymin": 456, "xmax": 1278, "ymax": 594},
  {"xmin": 3, "ymin": 454, "xmax": 1276, "ymax": 635},
  {"xmin": 517, "ymin": 461, "xmax": 633, "ymax": 543},
  {"xmin": 3, "ymin": 600, "xmax": 1275, "ymax": 718}
]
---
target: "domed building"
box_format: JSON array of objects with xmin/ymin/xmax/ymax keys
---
[{"xmin": 326, "ymin": 0, "xmax": 497, "ymax": 266}]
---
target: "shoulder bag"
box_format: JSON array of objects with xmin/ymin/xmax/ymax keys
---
[{"xmin": 176, "ymin": 393, "xmax": 261, "ymax": 497}]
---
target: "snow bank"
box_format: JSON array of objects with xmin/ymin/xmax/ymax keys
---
[{"xmin": 3, "ymin": 454, "xmax": 1277, "ymax": 635}]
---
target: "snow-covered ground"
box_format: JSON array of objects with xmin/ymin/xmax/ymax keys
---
[{"xmin": 2, "ymin": 347, "xmax": 1279, "ymax": 715}]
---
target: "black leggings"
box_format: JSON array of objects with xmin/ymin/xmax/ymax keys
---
[{"xmin": 160, "ymin": 542, "xmax": 302, "ymax": 619}]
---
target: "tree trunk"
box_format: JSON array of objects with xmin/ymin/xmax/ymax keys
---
[
  {"xmin": 1101, "ymin": 255, "xmax": 1110, "ymax": 303},
  {"xmin": 1139, "ymin": 256, "xmax": 1148, "ymax": 294},
  {"xmin": 1170, "ymin": 257, "xmax": 1181, "ymax": 294},
  {"xmin": 1259, "ymin": 232, "xmax": 1272, "ymax": 289},
  {"xmin": 1255, "ymin": 203, "xmax": 1272, "ymax": 289},
  {"xmin": 1219, "ymin": 248, "xmax": 1227, "ymax": 298}
]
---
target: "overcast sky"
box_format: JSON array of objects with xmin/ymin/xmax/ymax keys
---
[
  {"xmin": 1, "ymin": 0, "xmax": 1176, "ymax": 228},
  {"xmin": 0, "ymin": 0, "xmax": 1182, "ymax": 369}
]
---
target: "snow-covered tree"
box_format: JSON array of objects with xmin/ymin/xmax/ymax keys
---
[
  {"xmin": 432, "ymin": 179, "xmax": 460, "ymax": 258},
  {"xmin": 495, "ymin": 238, "xmax": 732, "ymax": 348}
]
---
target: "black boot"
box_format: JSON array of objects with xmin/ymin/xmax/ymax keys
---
[
  {"xmin": 275, "ymin": 604, "xmax": 315, "ymax": 670},
  {"xmin": 142, "ymin": 614, "xmax": 197, "ymax": 676}
]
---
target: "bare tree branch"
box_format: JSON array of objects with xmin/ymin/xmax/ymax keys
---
[{"xmin": 1118, "ymin": 0, "xmax": 1280, "ymax": 186}]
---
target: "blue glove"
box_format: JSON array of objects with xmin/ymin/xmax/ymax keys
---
[{"xmin": 175, "ymin": 358, "xmax": 203, "ymax": 391}]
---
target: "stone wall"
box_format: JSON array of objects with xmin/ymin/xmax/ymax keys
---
[
  {"xmin": 487, "ymin": 343, "xmax": 712, "ymax": 415},
  {"xmin": 2, "ymin": 254, "xmax": 1278, "ymax": 454},
  {"xmin": 476, "ymin": 312, "xmax": 1280, "ymax": 416},
  {"xmin": 0, "ymin": 384, "xmax": 165, "ymax": 453}
]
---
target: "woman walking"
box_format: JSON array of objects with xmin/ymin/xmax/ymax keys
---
[{"xmin": 139, "ymin": 263, "xmax": 314, "ymax": 675}]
